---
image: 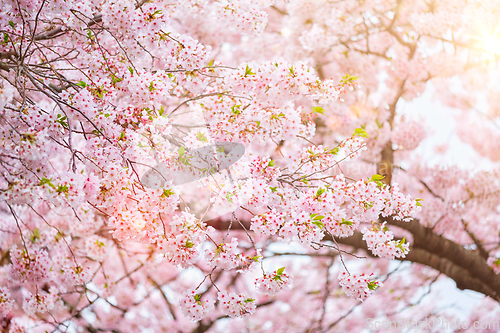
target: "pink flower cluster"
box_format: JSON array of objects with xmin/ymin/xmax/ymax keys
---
[
  {"xmin": 179, "ymin": 289, "xmax": 215, "ymax": 322},
  {"xmin": 391, "ymin": 119, "xmax": 426, "ymax": 150},
  {"xmin": 9, "ymin": 245, "xmax": 52, "ymax": 284},
  {"xmin": 22, "ymin": 287, "xmax": 60, "ymax": 316},
  {"xmin": 0, "ymin": 287, "xmax": 14, "ymax": 316},
  {"xmin": 338, "ymin": 271, "xmax": 382, "ymax": 301},
  {"xmin": 362, "ymin": 224, "xmax": 410, "ymax": 259},
  {"xmin": 487, "ymin": 255, "xmax": 500, "ymax": 274},
  {"xmin": 255, "ymin": 268, "xmax": 292, "ymax": 295},
  {"xmin": 205, "ymin": 238, "xmax": 244, "ymax": 270},
  {"xmin": 217, "ymin": 291, "xmax": 256, "ymax": 318},
  {"xmin": 250, "ymin": 210, "xmax": 286, "ymax": 236}
]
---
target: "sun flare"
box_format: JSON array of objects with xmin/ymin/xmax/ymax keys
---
[{"xmin": 479, "ymin": 34, "xmax": 500, "ymax": 55}]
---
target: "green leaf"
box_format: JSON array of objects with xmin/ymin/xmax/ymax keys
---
[
  {"xmin": 178, "ymin": 146, "xmax": 185, "ymax": 158},
  {"xmin": 8, "ymin": 21, "xmax": 14, "ymax": 29},
  {"xmin": 395, "ymin": 237, "xmax": 407, "ymax": 251},
  {"xmin": 158, "ymin": 105, "xmax": 165, "ymax": 116},
  {"xmin": 415, "ymin": 198, "xmax": 424, "ymax": 207},
  {"xmin": 315, "ymin": 188, "xmax": 325, "ymax": 198},
  {"xmin": 225, "ymin": 192, "xmax": 234, "ymax": 204},
  {"xmin": 340, "ymin": 73, "xmax": 358, "ymax": 85},
  {"xmin": 185, "ymin": 240, "xmax": 195, "ymax": 248},
  {"xmin": 244, "ymin": 298, "xmax": 255, "ymax": 303},
  {"xmin": 340, "ymin": 218, "xmax": 353, "ymax": 226},
  {"xmin": 30, "ymin": 229, "xmax": 40, "ymax": 243},
  {"xmin": 494, "ymin": 258, "xmax": 500, "ymax": 266},
  {"xmin": 161, "ymin": 188, "xmax": 174, "ymax": 197},
  {"xmin": 244, "ymin": 64, "xmax": 255, "ymax": 77},
  {"xmin": 312, "ymin": 220, "xmax": 325, "ymax": 230},
  {"xmin": 268, "ymin": 159, "xmax": 276, "ymax": 167},
  {"xmin": 276, "ymin": 267, "xmax": 285, "ymax": 275},
  {"xmin": 56, "ymin": 184, "xmax": 69, "ymax": 194},
  {"xmin": 329, "ymin": 147, "xmax": 340, "ymax": 155},
  {"xmin": 76, "ymin": 81, "xmax": 87, "ymax": 88},
  {"xmin": 128, "ymin": 66, "xmax": 134, "ymax": 75},
  {"xmin": 270, "ymin": 186, "xmax": 277, "ymax": 192},
  {"xmin": 289, "ymin": 66, "xmax": 294, "ymax": 75},
  {"xmin": 151, "ymin": 9, "xmax": 163, "ymax": 17},
  {"xmin": 208, "ymin": 59, "xmax": 214, "ymax": 67},
  {"xmin": 39, "ymin": 177, "xmax": 56, "ymax": 189},
  {"xmin": 148, "ymin": 81, "xmax": 155, "ymax": 92},
  {"xmin": 111, "ymin": 73, "xmax": 122, "ymax": 85},
  {"xmin": 369, "ymin": 174, "xmax": 384, "ymax": 182},
  {"xmin": 194, "ymin": 294, "xmax": 201, "ymax": 301},
  {"xmin": 231, "ymin": 104, "xmax": 241, "ymax": 115},
  {"xmin": 249, "ymin": 255, "xmax": 260, "ymax": 262},
  {"xmin": 367, "ymin": 280, "xmax": 379, "ymax": 291},
  {"xmin": 313, "ymin": 106, "xmax": 325, "ymax": 114},
  {"xmin": 354, "ymin": 127, "xmax": 370, "ymax": 138},
  {"xmin": 55, "ymin": 114, "xmax": 68, "ymax": 128},
  {"xmin": 196, "ymin": 131, "xmax": 208, "ymax": 142}
]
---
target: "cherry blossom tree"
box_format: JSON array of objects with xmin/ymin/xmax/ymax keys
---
[{"xmin": 1, "ymin": 0, "xmax": 500, "ymax": 332}]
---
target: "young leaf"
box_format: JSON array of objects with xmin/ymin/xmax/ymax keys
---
[
  {"xmin": 313, "ymin": 106, "xmax": 325, "ymax": 114},
  {"xmin": 244, "ymin": 64, "xmax": 255, "ymax": 76},
  {"xmin": 315, "ymin": 188, "xmax": 325, "ymax": 198},
  {"xmin": 312, "ymin": 220, "xmax": 325, "ymax": 230},
  {"xmin": 276, "ymin": 267, "xmax": 285, "ymax": 275},
  {"xmin": 370, "ymin": 174, "xmax": 384, "ymax": 182},
  {"xmin": 329, "ymin": 147, "xmax": 340, "ymax": 155},
  {"xmin": 196, "ymin": 131, "xmax": 208, "ymax": 142},
  {"xmin": 340, "ymin": 218, "xmax": 353, "ymax": 226},
  {"xmin": 354, "ymin": 128, "xmax": 370, "ymax": 138},
  {"xmin": 367, "ymin": 280, "xmax": 380, "ymax": 291},
  {"xmin": 161, "ymin": 189, "xmax": 174, "ymax": 197}
]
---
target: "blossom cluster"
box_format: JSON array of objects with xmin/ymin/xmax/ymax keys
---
[
  {"xmin": 0, "ymin": 0, "xmax": 466, "ymax": 329},
  {"xmin": 255, "ymin": 267, "xmax": 292, "ymax": 295},
  {"xmin": 362, "ymin": 224, "xmax": 410, "ymax": 259},
  {"xmin": 217, "ymin": 291, "xmax": 257, "ymax": 318},
  {"xmin": 338, "ymin": 272, "xmax": 382, "ymax": 302},
  {"xmin": 391, "ymin": 119, "xmax": 426, "ymax": 150},
  {"xmin": 179, "ymin": 289, "xmax": 215, "ymax": 321},
  {"xmin": 205, "ymin": 238, "xmax": 244, "ymax": 270},
  {"xmin": 487, "ymin": 255, "xmax": 500, "ymax": 274}
]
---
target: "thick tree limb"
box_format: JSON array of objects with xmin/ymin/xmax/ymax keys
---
[{"xmin": 206, "ymin": 215, "xmax": 500, "ymax": 302}]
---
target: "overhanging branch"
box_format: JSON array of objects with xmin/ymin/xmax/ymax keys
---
[{"xmin": 206, "ymin": 215, "xmax": 500, "ymax": 302}]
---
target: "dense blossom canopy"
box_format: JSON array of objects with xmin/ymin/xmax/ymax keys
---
[{"xmin": 1, "ymin": 0, "xmax": 500, "ymax": 332}]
